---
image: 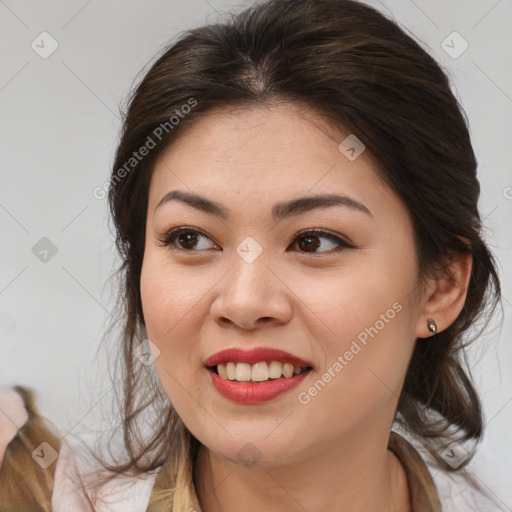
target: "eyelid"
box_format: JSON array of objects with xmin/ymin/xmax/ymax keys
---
[
  {"xmin": 156, "ymin": 226, "xmax": 219, "ymax": 250},
  {"xmin": 156, "ymin": 226, "xmax": 355, "ymax": 253},
  {"xmin": 291, "ymin": 228, "xmax": 354, "ymax": 249}
]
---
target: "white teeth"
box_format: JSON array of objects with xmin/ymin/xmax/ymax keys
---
[
  {"xmin": 282, "ymin": 363, "xmax": 294, "ymax": 378},
  {"xmin": 226, "ymin": 362, "xmax": 236, "ymax": 380},
  {"xmin": 235, "ymin": 362, "xmax": 252, "ymax": 381},
  {"xmin": 217, "ymin": 363, "xmax": 228, "ymax": 379},
  {"xmin": 252, "ymin": 362, "xmax": 269, "ymax": 382},
  {"xmin": 268, "ymin": 361, "xmax": 283, "ymax": 379},
  {"xmin": 214, "ymin": 361, "xmax": 309, "ymax": 382}
]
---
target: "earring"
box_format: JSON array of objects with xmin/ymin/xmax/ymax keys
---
[{"xmin": 427, "ymin": 317, "xmax": 437, "ymax": 335}]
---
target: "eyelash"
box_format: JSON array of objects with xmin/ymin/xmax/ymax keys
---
[{"xmin": 156, "ymin": 226, "xmax": 354, "ymax": 255}]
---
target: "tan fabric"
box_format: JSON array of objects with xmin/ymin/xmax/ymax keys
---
[
  {"xmin": 146, "ymin": 430, "xmax": 442, "ymax": 511},
  {"xmin": 0, "ymin": 387, "xmax": 441, "ymax": 511},
  {"xmin": 0, "ymin": 386, "xmax": 62, "ymax": 511}
]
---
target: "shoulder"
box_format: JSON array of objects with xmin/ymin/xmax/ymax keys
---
[
  {"xmin": 403, "ymin": 433, "xmax": 509, "ymax": 512},
  {"xmin": 0, "ymin": 384, "xmax": 62, "ymax": 510},
  {"xmin": 52, "ymin": 434, "xmax": 159, "ymax": 511},
  {"xmin": 0, "ymin": 385, "xmax": 159, "ymax": 511},
  {"xmin": 429, "ymin": 465, "xmax": 509, "ymax": 512},
  {"xmin": 0, "ymin": 385, "xmax": 29, "ymax": 467}
]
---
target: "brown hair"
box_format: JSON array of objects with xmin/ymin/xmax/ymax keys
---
[{"xmin": 88, "ymin": 0, "xmax": 502, "ymax": 508}]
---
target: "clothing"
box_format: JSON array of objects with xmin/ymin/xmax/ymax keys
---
[{"xmin": 0, "ymin": 385, "xmax": 505, "ymax": 511}]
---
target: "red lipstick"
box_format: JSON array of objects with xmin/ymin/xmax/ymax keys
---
[
  {"xmin": 204, "ymin": 347, "xmax": 313, "ymax": 404},
  {"xmin": 208, "ymin": 370, "xmax": 310, "ymax": 403},
  {"xmin": 204, "ymin": 347, "xmax": 312, "ymax": 368}
]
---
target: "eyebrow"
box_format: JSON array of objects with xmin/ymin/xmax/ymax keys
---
[{"xmin": 154, "ymin": 190, "xmax": 372, "ymax": 221}]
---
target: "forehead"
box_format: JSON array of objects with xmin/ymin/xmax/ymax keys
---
[{"xmin": 148, "ymin": 103, "xmax": 402, "ymax": 223}]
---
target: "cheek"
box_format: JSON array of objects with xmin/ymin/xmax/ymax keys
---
[
  {"xmin": 140, "ymin": 252, "xmax": 203, "ymax": 373},
  {"xmin": 139, "ymin": 251, "xmax": 226, "ymax": 410},
  {"xmin": 289, "ymin": 255, "xmax": 417, "ymax": 422},
  {"xmin": 139, "ymin": 255, "xmax": 204, "ymax": 423},
  {"xmin": 140, "ymin": 250, "xmax": 208, "ymax": 337}
]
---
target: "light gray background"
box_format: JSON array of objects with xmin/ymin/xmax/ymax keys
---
[{"xmin": 1, "ymin": 0, "xmax": 511, "ymax": 507}]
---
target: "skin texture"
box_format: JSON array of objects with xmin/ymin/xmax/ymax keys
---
[{"xmin": 140, "ymin": 103, "xmax": 472, "ymax": 512}]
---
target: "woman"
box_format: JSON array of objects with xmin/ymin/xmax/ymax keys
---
[{"xmin": 0, "ymin": 0, "xmax": 504, "ymax": 510}]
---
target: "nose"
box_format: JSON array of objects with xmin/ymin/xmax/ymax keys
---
[{"xmin": 210, "ymin": 253, "xmax": 293, "ymax": 331}]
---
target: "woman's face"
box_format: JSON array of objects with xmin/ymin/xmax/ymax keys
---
[{"xmin": 140, "ymin": 103, "xmax": 427, "ymax": 466}]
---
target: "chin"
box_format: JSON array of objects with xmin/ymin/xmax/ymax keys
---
[{"xmin": 198, "ymin": 433, "xmax": 308, "ymax": 469}]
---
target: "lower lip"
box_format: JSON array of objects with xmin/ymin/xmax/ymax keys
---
[{"xmin": 207, "ymin": 368, "xmax": 311, "ymax": 403}]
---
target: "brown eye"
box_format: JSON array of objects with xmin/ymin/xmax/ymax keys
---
[
  {"xmin": 157, "ymin": 227, "xmax": 218, "ymax": 251},
  {"xmin": 290, "ymin": 229, "xmax": 353, "ymax": 254},
  {"xmin": 157, "ymin": 227, "xmax": 353, "ymax": 254}
]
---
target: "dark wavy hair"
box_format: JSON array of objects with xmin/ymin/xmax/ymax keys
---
[{"xmin": 86, "ymin": 0, "xmax": 502, "ymax": 508}]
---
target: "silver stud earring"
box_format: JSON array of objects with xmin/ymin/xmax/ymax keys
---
[{"xmin": 427, "ymin": 317, "xmax": 437, "ymax": 335}]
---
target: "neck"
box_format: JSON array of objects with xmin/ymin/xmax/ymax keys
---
[{"xmin": 193, "ymin": 428, "xmax": 410, "ymax": 512}]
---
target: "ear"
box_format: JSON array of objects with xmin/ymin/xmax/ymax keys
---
[{"xmin": 415, "ymin": 250, "xmax": 473, "ymax": 339}]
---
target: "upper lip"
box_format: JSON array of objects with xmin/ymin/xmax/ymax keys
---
[{"xmin": 204, "ymin": 347, "xmax": 313, "ymax": 368}]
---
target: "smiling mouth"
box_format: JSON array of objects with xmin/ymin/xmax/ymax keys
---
[{"xmin": 208, "ymin": 361, "xmax": 313, "ymax": 383}]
